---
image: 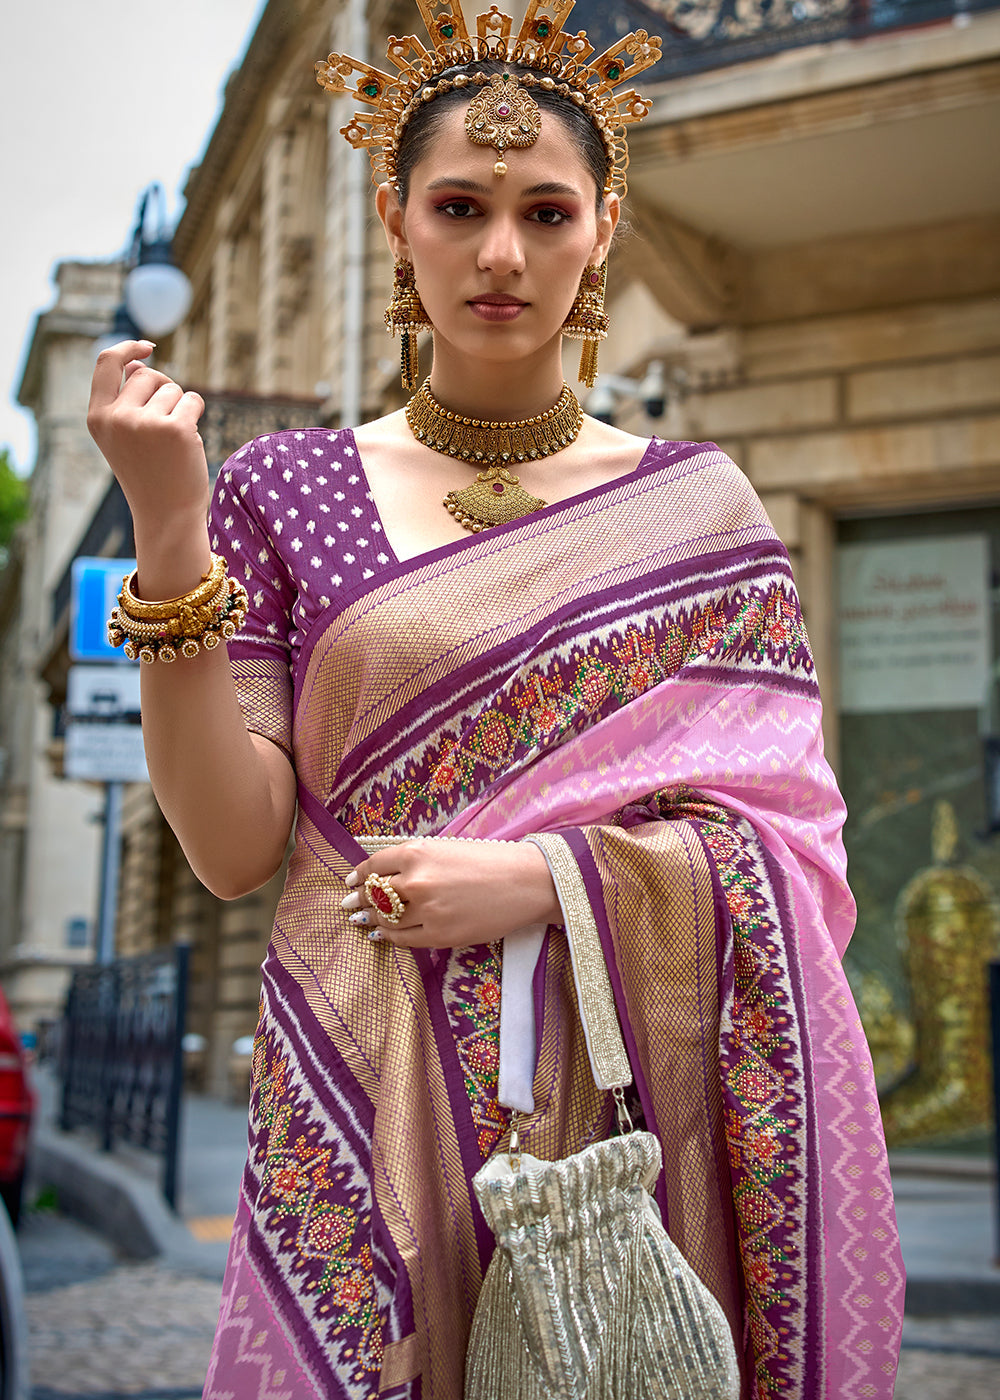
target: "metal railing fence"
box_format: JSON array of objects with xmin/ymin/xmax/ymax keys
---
[{"xmin": 59, "ymin": 944, "xmax": 189, "ymax": 1210}]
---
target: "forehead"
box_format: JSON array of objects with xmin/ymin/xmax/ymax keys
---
[{"xmin": 408, "ymin": 100, "xmax": 594, "ymax": 195}]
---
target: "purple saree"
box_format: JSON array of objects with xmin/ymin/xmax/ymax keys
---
[{"xmin": 203, "ymin": 432, "xmax": 903, "ymax": 1400}]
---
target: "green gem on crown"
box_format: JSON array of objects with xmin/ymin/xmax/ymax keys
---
[
  {"xmin": 606, "ymin": 64, "xmax": 622, "ymax": 80},
  {"xmin": 536, "ymin": 22, "xmax": 550, "ymax": 37},
  {"xmin": 362, "ymin": 82, "xmax": 379, "ymax": 97},
  {"xmin": 441, "ymin": 23, "xmax": 454, "ymax": 38}
]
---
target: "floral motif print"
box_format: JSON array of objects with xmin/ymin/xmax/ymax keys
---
[
  {"xmin": 618, "ymin": 787, "xmax": 809, "ymax": 1400},
  {"xmin": 691, "ymin": 803, "xmax": 806, "ymax": 1400},
  {"xmin": 444, "ymin": 945, "xmax": 509, "ymax": 1159},
  {"xmin": 250, "ymin": 1030, "xmax": 383, "ymax": 1389},
  {"xmin": 344, "ymin": 583, "xmax": 812, "ymax": 837}
]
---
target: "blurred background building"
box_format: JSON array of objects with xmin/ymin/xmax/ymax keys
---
[{"xmin": 1, "ymin": 0, "xmax": 998, "ymax": 1135}]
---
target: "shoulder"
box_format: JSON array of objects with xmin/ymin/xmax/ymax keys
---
[
  {"xmin": 220, "ymin": 426, "xmax": 355, "ymax": 477},
  {"xmin": 641, "ymin": 438, "xmax": 780, "ymax": 540},
  {"xmin": 649, "ymin": 437, "xmax": 764, "ymax": 500},
  {"xmin": 214, "ymin": 427, "xmax": 359, "ymax": 507}
]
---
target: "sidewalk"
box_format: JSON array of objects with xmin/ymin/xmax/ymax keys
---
[
  {"xmin": 29, "ymin": 1067, "xmax": 1000, "ymax": 1311},
  {"xmin": 29, "ymin": 1068, "xmax": 247, "ymax": 1279},
  {"xmin": 891, "ymin": 1157, "xmax": 1000, "ymax": 1314}
]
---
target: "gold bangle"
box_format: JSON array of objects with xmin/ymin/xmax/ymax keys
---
[
  {"xmin": 109, "ymin": 577, "xmax": 249, "ymax": 663},
  {"xmin": 110, "ymin": 578, "xmax": 230, "ymax": 641},
  {"xmin": 119, "ymin": 553, "xmax": 228, "ymax": 622}
]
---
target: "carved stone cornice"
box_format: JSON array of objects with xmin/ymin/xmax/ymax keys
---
[
  {"xmin": 619, "ymin": 194, "xmax": 744, "ymax": 327},
  {"xmin": 630, "ymin": 55, "xmax": 1000, "ymax": 166}
]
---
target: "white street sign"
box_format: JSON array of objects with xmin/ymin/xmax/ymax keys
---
[
  {"xmin": 64, "ymin": 723, "xmax": 148, "ymax": 784},
  {"xmin": 67, "ymin": 665, "xmax": 141, "ymax": 719},
  {"xmin": 65, "ymin": 664, "xmax": 147, "ymax": 783}
]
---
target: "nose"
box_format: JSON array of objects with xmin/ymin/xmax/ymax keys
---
[{"xmin": 477, "ymin": 212, "xmax": 525, "ymax": 277}]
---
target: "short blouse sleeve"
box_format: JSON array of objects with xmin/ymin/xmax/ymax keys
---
[{"xmin": 209, "ymin": 439, "xmax": 297, "ymax": 758}]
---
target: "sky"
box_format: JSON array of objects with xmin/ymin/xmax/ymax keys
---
[{"xmin": 0, "ymin": 0, "xmax": 268, "ymax": 474}]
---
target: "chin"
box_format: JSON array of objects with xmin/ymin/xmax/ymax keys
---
[{"xmin": 446, "ymin": 319, "xmax": 564, "ymax": 364}]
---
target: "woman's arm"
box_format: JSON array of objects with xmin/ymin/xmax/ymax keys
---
[{"xmin": 87, "ymin": 341, "xmax": 296, "ymax": 898}]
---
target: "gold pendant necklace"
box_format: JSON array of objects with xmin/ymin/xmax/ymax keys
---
[{"xmin": 404, "ymin": 379, "xmax": 583, "ymax": 533}]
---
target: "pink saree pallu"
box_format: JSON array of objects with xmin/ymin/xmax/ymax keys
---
[{"xmin": 203, "ymin": 439, "xmax": 904, "ymax": 1400}]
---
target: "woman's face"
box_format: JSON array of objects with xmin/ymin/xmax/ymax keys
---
[{"xmin": 381, "ymin": 103, "xmax": 618, "ymax": 371}]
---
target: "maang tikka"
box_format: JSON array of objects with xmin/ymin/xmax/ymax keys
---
[
  {"xmin": 465, "ymin": 71, "xmax": 542, "ymax": 177},
  {"xmin": 385, "ymin": 259, "xmax": 432, "ymax": 391},
  {"xmin": 562, "ymin": 263, "xmax": 609, "ymax": 389}
]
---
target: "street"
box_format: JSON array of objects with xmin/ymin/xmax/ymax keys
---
[
  {"xmin": 896, "ymin": 1318, "xmax": 1000, "ymax": 1400},
  {"xmin": 19, "ymin": 1211, "xmax": 220, "ymax": 1399},
  {"xmin": 14, "ymin": 1202, "xmax": 1000, "ymax": 1400}
]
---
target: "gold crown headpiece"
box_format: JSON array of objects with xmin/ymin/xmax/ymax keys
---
[{"xmin": 315, "ymin": 1, "xmax": 662, "ymax": 197}]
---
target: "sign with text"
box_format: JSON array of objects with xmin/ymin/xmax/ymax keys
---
[
  {"xmin": 70, "ymin": 556, "xmax": 136, "ymax": 663},
  {"xmin": 64, "ymin": 664, "xmax": 147, "ymax": 783},
  {"xmin": 838, "ymin": 535, "xmax": 991, "ymax": 713}
]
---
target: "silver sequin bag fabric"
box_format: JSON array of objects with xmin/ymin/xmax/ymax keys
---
[
  {"xmin": 466, "ymin": 1130, "xmax": 741, "ymax": 1399},
  {"xmin": 462, "ymin": 833, "xmax": 741, "ymax": 1398}
]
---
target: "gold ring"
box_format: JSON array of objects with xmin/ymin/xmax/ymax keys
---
[{"xmin": 364, "ymin": 873, "xmax": 406, "ymax": 926}]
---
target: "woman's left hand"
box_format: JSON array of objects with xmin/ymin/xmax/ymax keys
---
[{"xmin": 341, "ymin": 839, "xmax": 561, "ymax": 948}]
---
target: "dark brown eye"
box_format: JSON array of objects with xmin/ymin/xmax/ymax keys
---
[
  {"xmin": 438, "ymin": 200, "xmax": 479, "ymax": 218},
  {"xmin": 529, "ymin": 206, "xmax": 570, "ymax": 225}
]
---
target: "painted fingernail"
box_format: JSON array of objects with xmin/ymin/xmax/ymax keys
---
[
  {"xmin": 366, "ymin": 929, "xmax": 382, "ymax": 942},
  {"xmin": 340, "ymin": 891, "xmax": 362, "ymax": 911},
  {"xmin": 349, "ymin": 911, "xmax": 370, "ymax": 926},
  {"xmin": 345, "ymin": 871, "xmax": 360, "ymax": 888},
  {"xmin": 138, "ymin": 340, "xmax": 156, "ymax": 350}
]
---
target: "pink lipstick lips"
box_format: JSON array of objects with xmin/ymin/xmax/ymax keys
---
[{"xmin": 468, "ymin": 292, "xmax": 527, "ymax": 323}]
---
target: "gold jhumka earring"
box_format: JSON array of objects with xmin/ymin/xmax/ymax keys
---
[
  {"xmin": 385, "ymin": 258, "xmax": 432, "ymax": 391},
  {"xmin": 562, "ymin": 263, "xmax": 610, "ymax": 389}
]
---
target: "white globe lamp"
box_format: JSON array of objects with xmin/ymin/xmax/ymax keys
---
[{"xmin": 124, "ymin": 238, "xmax": 192, "ymax": 339}]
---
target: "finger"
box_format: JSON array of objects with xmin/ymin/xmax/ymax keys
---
[
  {"xmin": 346, "ymin": 842, "xmax": 420, "ymax": 887},
  {"xmin": 146, "ymin": 381, "xmax": 186, "ymax": 415},
  {"xmin": 89, "ymin": 341, "xmax": 156, "ymax": 411},
  {"xmin": 116, "ymin": 362, "xmax": 176, "ymax": 408},
  {"xmin": 346, "ymin": 895, "xmax": 419, "ymax": 931},
  {"xmin": 346, "ymin": 908, "xmax": 425, "ymax": 944},
  {"xmin": 169, "ymin": 389, "xmax": 205, "ymax": 425},
  {"xmin": 374, "ymin": 922, "xmax": 427, "ymax": 949}
]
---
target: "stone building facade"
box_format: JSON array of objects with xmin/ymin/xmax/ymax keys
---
[
  {"xmin": 0, "ymin": 261, "xmax": 124, "ymax": 1028},
  {"xmin": 19, "ymin": 1, "xmax": 999, "ymax": 1129}
]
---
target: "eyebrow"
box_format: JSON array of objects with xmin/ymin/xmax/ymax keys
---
[{"xmin": 424, "ymin": 177, "xmax": 583, "ymax": 199}]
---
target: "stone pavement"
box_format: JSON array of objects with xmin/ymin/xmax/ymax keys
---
[{"xmin": 24, "ymin": 1245, "xmax": 219, "ymax": 1398}]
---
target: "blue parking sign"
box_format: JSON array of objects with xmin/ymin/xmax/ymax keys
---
[{"xmin": 70, "ymin": 557, "xmax": 137, "ymax": 663}]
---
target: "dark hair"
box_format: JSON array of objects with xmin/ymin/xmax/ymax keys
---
[{"xmin": 395, "ymin": 59, "xmax": 610, "ymax": 207}]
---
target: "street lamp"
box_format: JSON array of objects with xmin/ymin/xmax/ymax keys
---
[
  {"xmin": 97, "ymin": 183, "xmax": 192, "ymax": 352},
  {"xmin": 89, "ymin": 185, "xmax": 192, "ymax": 966}
]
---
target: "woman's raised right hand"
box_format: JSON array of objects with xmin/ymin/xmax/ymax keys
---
[{"xmin": 87, "ymin": 340, "xmax": 213, "ymax": 596}]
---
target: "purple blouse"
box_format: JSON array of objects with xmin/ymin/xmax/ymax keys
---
[{"xmin": 210, "ymin": 428, "xmax": 391, "ymax": 755}]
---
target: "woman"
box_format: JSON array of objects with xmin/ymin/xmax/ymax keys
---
[{"xmin": 87, "ymin": 5, "xmax": 903, "ymax": 1397}]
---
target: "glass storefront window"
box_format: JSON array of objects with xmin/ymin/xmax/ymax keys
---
[{"xmin": 837, "ymin": 506, "xmax": 1000, "ymax": 1151}]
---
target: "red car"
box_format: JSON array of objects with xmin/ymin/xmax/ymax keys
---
[{"xmin": 0, "ymin": 988, "xmax": 33, "ymax": 1225}]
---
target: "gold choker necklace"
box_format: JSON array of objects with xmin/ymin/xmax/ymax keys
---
[{"xmin": 405, "ymin": 379, "xmax": 583, "ymax": 533}]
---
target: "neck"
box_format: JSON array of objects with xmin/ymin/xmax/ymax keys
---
[{"xmin": 426, "ymin": 338, "xmax": 567, "ymax": 421}]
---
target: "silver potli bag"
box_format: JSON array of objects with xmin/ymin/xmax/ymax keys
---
[{"xmin": 464, "ymin": 837, "xmax": 741, "ymax": 1400}]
